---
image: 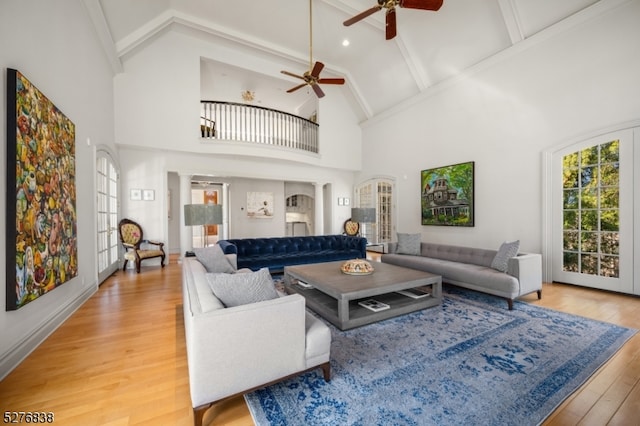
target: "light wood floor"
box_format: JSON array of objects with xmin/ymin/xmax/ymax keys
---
[{"xmin": 1, "ymin": 254, "xmax": 639, "ymax": 426}]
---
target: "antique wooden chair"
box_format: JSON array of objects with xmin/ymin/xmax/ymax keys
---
[
  {"xmin": 118, "ymin": 218, "xmax": 165, "ymax": 273},
  {"xmin": 343, "ymin": 218, "xmax": 360, "ymax": 237}
]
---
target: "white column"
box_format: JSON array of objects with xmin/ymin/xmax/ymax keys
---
[
  {"xmin": 313, "ymin": 182, "xmax": 324, "ymax": 236},
  {"xmin": 221, "ymin": 183, "xmax": 230, "ymax": 240},
  {"xmin": 179, "ymin": 173, "xmax": 192, "ymax": 261}
]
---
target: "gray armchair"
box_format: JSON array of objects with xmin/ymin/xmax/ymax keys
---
[{"xmin": 182, "ymin": 257, "xmax": 331, "ymax": 425}]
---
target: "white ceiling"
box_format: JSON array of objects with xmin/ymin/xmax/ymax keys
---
[{"xmin": 90, "ymin": 0, "xmax": 605, "ymax": 120}]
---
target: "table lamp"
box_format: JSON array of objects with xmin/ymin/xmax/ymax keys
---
[{"xmin": 184, "ymin": 204, "xmax": 223, "ymax": 247}]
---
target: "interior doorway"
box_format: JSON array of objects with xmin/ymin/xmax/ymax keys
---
[
  {"xmin": 285, "ymin": 194, "xmax": 313, "ymax": 236},
  {"xmin": 203, "ymin": 189, "xmax": 219, "ymax": 241},
  {"xmin": 191, "ymin": 184, "xmax": 222, "ymax": 247}
]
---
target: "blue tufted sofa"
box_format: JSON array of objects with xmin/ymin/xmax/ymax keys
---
[{"xmin": 218, "ymin": 235, "xmax": 368, "ymax": 272}]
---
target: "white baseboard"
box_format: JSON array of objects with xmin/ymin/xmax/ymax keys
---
[{"xmin": 0, "ymin": 284, "xmax": 97, "ymax": 380}]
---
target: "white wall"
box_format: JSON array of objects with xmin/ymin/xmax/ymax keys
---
[
  {"xmin": 0, "ymin": 0, "xmax": 115, "ymax": 378},
  {"xmin": 359, "ymin": 0, "xmax": 640, "ymax": 259},
  {"xmin": 118, "ymin": 148, "xmax": 171, "ymax": 264},
  {"xmin": 114, "ymin": 29, "xmax": 362, "ymax": 171},
  {"xmin": 226, "ymin": 178, "xmax": 286, "ymax": 238}
]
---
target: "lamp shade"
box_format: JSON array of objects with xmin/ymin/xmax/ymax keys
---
[
  {"xmin": 184, "ymin": 204, "xmax": 223, "ymax": 226},
  {"xmin": 351, "ymin": 207, "xmax": 376, "ymax": 223}
]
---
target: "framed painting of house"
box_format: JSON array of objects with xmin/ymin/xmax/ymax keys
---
[
  {"xmin": 421, "ymin": 161, "xmax": 474, "ymax": 227},
  {"xmin": 6, "ymin": 69, "xmax": 78, "ymax": 310}
]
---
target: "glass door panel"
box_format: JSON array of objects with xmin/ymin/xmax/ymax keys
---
[
  {"xmin": 553, "ymin": 129, "xmax": 633, "ymax": 293},
  {"xmin": 97, "ymin": 153, "xmax": 119, "ymax": 283},
  {"xmin": 355, "ymin": 178, "xmax": 395, "ymax": 245}
]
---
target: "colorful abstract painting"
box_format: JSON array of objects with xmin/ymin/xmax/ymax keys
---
[
  {"xmin": 6, "ymin": 69, "xmax": 77, "ymax": 311},
  {"xmin": 421, "ymin": 161, "xmax": 474, "ymax": 227}
]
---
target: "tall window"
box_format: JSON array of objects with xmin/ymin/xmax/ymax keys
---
[{"xmin": 562, "ymin": 140, "xmax": 619, "ymax": 277}]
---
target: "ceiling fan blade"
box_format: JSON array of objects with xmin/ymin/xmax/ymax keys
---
[
  {"xmin": 386, "ymin": 8, "xmax": 397, "ymax": 40},
  {"xmin": 281, "ymin": 70, "xmax": 306, "ymax": 80},
  {"xmin": 286, "ymin": 83, "xmax": 307, "ymax": 93},
  {"xmin": 399, "ymin": 0, "xmax": 444, "ymax": 11},
  {"xmin": 312, "ymin": 84, "xmax": 325, "ymax": 98},
  {"xmin": 318, "ymin": 78, "xmax": 345, "ymax": 85},
  {"xmin": 343, "ymin": 5, "xmax": 382, "ymax": 26},
  {"xmin": 311, "ymin": 61, "xmax": 325, "ymax": 78}
]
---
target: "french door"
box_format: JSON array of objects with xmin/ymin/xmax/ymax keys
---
[
  {"xmin": 97, "ymin": 152, "xmax": 120, "ymax": 284},
  {"xmin": 551, "ymin": 129, "xmax": 635, "ymax": 293},
  {"xmin": 355, "ymin": 178, "xmax": 395, "ymax": 244}
]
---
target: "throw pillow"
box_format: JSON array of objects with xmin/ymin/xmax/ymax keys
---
[
  {"xmin": 194, "ymin": 245, "xmax": 236, "ymax": 274},
  {"xmin": 491, "ymin": 240, "xmax": 520, "ymax": 272},
  {"xmin": 206, "ymin": 268, "xmax": 279, "ymax": 307},
  {"xmin": 396, "ymin": 233, "xmax": 421, "ymax": 256}
]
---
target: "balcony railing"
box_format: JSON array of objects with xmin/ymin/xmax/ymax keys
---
[{"xmin": 201, "ymin": 101, "xmax": 319, "ymax": 154}]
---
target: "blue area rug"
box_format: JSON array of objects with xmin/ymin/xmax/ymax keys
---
[{"xmin": 245, "ymin": 286, "xmax": 636, "ymax": 425}]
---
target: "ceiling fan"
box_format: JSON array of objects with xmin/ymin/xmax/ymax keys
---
[
  {"xmin": 343, "ymin": 0, "xmax": 444, "ymax": 40},
  {"xmin": 281, "ymin": 0, "xmax": 345, "ymax": 98}
]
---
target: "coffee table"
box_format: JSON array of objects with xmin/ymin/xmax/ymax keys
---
[{"xmin": 283, "ymin": 260, "xmax": 442, "ymax": 330}]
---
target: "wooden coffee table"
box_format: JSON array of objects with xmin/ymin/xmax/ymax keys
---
[{"xmin": 284, "ymin": 261, "xmax": 442, "ymax": 330}]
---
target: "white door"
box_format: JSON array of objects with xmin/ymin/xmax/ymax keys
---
[
  {"xmin": 377, "ymin": 180, "xmax": 394, "ymax": 243},
  {"xmin": 97, "ymin": 153, "xmax": 120, "ymax": 284},
  {"xmin": 552, "ymin": 129, "xmax": 634, "ymax": 293},
  {"xmin": 355, "ymin": 178, "xmax": 395, "ymax": 244}
]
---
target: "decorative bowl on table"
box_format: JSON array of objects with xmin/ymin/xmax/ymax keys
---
[{"xmin": 341, "ymin": 259, "xmax": 374, "ymax": 275}]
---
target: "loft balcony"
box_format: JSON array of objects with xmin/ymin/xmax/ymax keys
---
[{"xmin": 201, "ymin": 100, "xmax": 319, "ymax": 154}]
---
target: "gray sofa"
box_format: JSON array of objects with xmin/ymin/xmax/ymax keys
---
[
  {"xmin": 182, "ymin": 256, "xmax": 331, "ymax": 426},
  {"xmin": 382, "ymin": 242, "xmax": 542, "ymax": 309}
]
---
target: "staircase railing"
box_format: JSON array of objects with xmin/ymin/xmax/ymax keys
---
[{"xmin": 201, "ymin": 100, "xmax": 319, "ymax": 154}]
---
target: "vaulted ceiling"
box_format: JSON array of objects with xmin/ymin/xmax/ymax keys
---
[{"xmin": 88, "ymin": 0, "xmax": 606, "ymax": 121}]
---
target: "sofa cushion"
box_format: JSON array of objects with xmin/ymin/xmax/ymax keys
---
[
  {"xmin": 186, "ymin": 259, "xmax": 226, "ymax": 313},
  {"xmin": 206, "ymin": 268, "xmax": 278, "ymax": 307},
  {"xmin": 491, "ymin": 240, "xmax": 520, "ymax": 272},
  {"xmin": 194, "ymin": 245, "xmax": 236, "ymax": 273},
  {"xmin": 396, "ymin": 233, "xmax": 421, "ymax": 255}
]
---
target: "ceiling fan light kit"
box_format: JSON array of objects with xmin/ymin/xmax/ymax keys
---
[
  {"xmin": 281, "ymin": 0, "xmax": 345, "ymax": 98},
  {"xmin": 281, "ymin": 0, "xmax": 443, "ymax": 97},
  {"xmin": 344, "ymin": 0, "xmax": 444, "ymax": 40}
]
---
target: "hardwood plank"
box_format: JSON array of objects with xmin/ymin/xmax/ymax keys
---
[
  {"xmin": 0, "ymin": 253, "xmax": 638, "ymax": 426},
  {"xmin": 547, "ymin": 334, "xmax": 640, "ymax": 421},
  {"xmin": 609, "ymin": 373, "xmax": 640, "ymax": 425}
]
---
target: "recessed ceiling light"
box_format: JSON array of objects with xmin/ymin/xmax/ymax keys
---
[{"xmin": 342, "ymin": 39, "xmax": 350, "ymax": 47}]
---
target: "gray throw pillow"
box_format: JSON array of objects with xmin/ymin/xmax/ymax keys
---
[
  {"xmin": 491, "ymin": 240, "xmax": 520, "ymax": 272},
  {"xmin": 206, "ymin": 268, "xmax": 278, "ymax": 307},
  {"xmin": 194, "ymin": 245, "xmax": 236, "ymax": 274},
  {"xmin": 396, "ymin": 233, "xmax": 421, "ymax": 256}
]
